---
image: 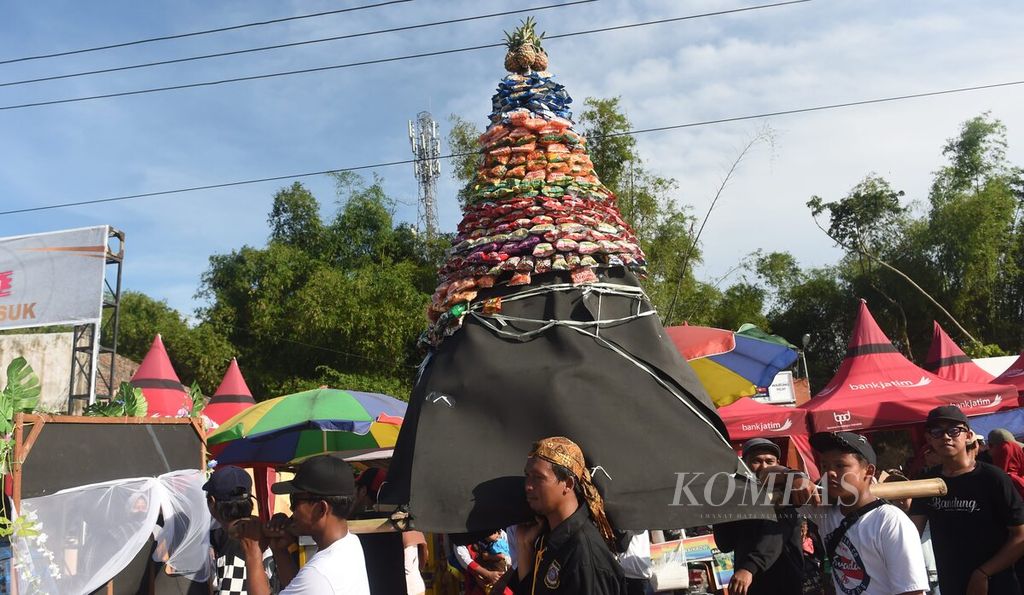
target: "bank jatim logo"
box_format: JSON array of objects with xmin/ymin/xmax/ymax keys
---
[
  {"xmin": 740, "ymin": 418, "xmax": 793, "ymax": 433},
  {"xmin": 848, "ymin": 376, "xmax": 931, "ymax": 390},
  {"xmin": 955, "ymin": 395, "xmax": 1002, "ymax": 410},
  {"xmin": 0, "ymin": 271, "xmax": 12, "ymax": 298}
]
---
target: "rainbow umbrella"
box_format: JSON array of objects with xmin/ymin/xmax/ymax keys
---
[
  {"xmin": 207, "ymin": 388, "xmax": 406, "ymax": 467},
  {"xmin": 665, "ymin": 323, "xmax": 798, "ymax": 407}
]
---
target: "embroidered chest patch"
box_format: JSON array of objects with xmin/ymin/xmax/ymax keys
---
[{"xmin": 544, "ymin": 560, "xmax": 561, "ymax": 589}]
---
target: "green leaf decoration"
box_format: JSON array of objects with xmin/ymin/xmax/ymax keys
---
[
  {"xmin": 188, "ymin": 381, "xmax": 204, "ymax": 417},
  {"xmin": 0, "ymin": 357, "xmax": 41, "ymax": 435},
  {"xmin": 4, "ymin": 357, "xmax": 41, "ymax": 415},
  {"xmin": 119, "ymin": 382, "xmax": 147, "ymax": 417},
  {"xmin": 83, "ymin": 382, "xmax": 148, "ymax": 417},
  {"xmin": 84, "ymin": 401, "xmax": 117, "ymax": 417}
]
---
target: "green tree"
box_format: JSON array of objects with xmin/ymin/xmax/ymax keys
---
[
  {"xmin": 925, "ymin": 114, "xmax": 1019, "ymax": 345},
  {"xmin": 268, "ymin": 182, "xmax": 325, "ymax": 253},
  {"xmin": 767, "ymin": 267, "xmax": 855, "ymax": 388},
  {"xmin": 447, "ymin": 115, "xmax": 482, "ymax": 208},
  {"xmin": 754, "ymin": 250, "xmax": 801, "ymax": 311},
  {"xmin": 931, "ymin": 113, "xmax": 1009, "ymax": 200},
  {"xmin": 327, "ymin": 174, "xmax": 400, "ymax": 267},
  {"xmin": 577, "ymin": 97, "xmax": 635, "ymax": 195},
  {"xmin": 797, "ymin": 113, "xmax": 1024, "ymax": 365},
  {"xmin": 198, "ymin": 177, "xmax": 433, "ymax": 399},
  {"xmin": 808, "ymin": 174, "xmax": 973, "ymax": 346},
  {"xmin": 103, "ymin": 291, "xmax": 234, "ymax": 390},
  {"xmin": 712, "ymin": 283, "xmax": 768, "ymax": 331}
]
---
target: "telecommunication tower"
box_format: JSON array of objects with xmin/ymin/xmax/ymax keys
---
[{"xmin": 408, "ymin": 111, "xmax": 441, "ymax": 238}]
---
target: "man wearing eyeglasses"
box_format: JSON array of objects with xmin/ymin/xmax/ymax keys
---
[
  {"xmin": 233, "ymin": 455, "xmax": 371, "ymax": 595},
  {"xmin": 910, "ymin": 405, "xmax": 1024, "ymax": 595}
]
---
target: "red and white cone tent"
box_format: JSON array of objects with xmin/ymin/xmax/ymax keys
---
[
  {"xmin": 129, "ymin": 334, "xmax": 191, "ymax": 416},
  {"xmin": 924, "ymin": 321, "xmax": 995, "ymax": 384},
  {"xmin": 802, "ymin": 301, "xmax": 1018, "ymax": 433},
  {"xmin": 204, "ymin": 358, "xmax": 279, "ymax": 521},
  {"xmin": 204, "ymin": 358, "xmax": 256, "ymax": 426},
  {"xmin": 992, "ymin": 352, "xmax": 1024, "ymax": 395}
]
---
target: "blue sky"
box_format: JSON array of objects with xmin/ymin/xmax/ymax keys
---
[{"xmin": 2, "ymin": 0, "xmax": 1022, "ymax": 317}]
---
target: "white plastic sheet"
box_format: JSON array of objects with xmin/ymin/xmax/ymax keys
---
[
  {"xmin": 155, "ymin": 470, "xmax": 213, "ymax": 582},
  {"xmin": 12, "ymin": 469, "xmax": 211, "ymax": 595}
]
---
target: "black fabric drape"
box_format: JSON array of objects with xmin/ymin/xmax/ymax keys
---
[{"xmin": 384, "ymin": 268, "xmax": 772, "ymax": 532}]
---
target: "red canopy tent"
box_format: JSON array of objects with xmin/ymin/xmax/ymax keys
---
[
  {"xmin": 204, "ymin": 358, "xmax": 256, "ymax": 426},
  {"xmin": 718, "ymin": 397, "xmax": 819, "ymax": 480},
  {"xmin": 129, "ymin": 334, "xmax": 191, "ymax": 417},
  {"xmin": 992, "ymin": 352, "xmax": 1024, "ymax": 394},
  {"xmin": 719, "ymin": 397, "xmax": 808, "ymax": 441},
  {"xmin": 802, "ymin": 301, "xmax": 1018, "ymax": 433},
  {"xmin": 924, "ymin": 321, "xmax": 995, "ymax": 384}
]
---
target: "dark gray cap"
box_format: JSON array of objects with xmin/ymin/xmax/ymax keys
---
[
  {"xmin": 810, "ymin": 431, "xmax": 877, "ymax": 466},
  {"xmin": 741, "ymin": 438, "xmax": 781, "ymax": 461}
]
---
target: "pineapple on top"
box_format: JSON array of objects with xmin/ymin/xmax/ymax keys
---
[{"xmin": 503, "ymin": 18, "xmax": 548, "ymax": 74}]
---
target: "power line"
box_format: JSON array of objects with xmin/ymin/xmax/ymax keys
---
[
  {"xmin": 0, "ymin": 0, "xmax": 811, "ymax": 112},
  {"xmin": 0, "ymin": 1, "xmax": 598, "ymax": 88},
  {"xmin": 227, "ymin": 324, "xmax": 419, "ymax": 369},
  {"xmin": 0, "ymin": 0, "xmax": 414, "ymax": 66},
  {"xmin": 2, "ymin": 78, "xmax": 1020, "ymax": 217}
]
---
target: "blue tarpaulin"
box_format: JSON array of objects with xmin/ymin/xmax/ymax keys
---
[{"xmin": 970, "ymin": 408, "xmax": 1024, "ymax": 439}]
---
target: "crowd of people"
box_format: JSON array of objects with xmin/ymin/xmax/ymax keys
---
[
  {"xmin": 199, "ymin": 403, "xmax": 1024, "ymax": 595},
  {"xmin": 710, "ymin": 404, "xmax": 1024, "ymax": 595}
]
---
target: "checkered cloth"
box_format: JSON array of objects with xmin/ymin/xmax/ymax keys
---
[{"xmin": 213, "ymin": 550, "xmax": 277, "ymax": 595}]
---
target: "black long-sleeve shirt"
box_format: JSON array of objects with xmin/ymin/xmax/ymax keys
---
[
  {"xmin": 713, "ymin": 507, "xmax": 803, "ymax": 595},
  {"xmin": 510, "ymin": 506, "xmax": 626, "ymax": 594}
]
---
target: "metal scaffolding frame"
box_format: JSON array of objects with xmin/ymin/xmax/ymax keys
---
[{"xmin": 68, "ymin": 227, "xmax": 124, "ymax": 413}]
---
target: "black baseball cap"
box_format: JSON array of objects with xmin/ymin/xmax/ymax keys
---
[
  {"xmin": 810, "ymin": 431, "xmax": 877, "ymax": 466},
  {"xmin": 202, "ymin": 465, "xmax": 252, "ymax": 501},
  {"xmin": 925, "ymin": 405, "xmax": 969, "ymax": 428},
  {"xmin": 741, "ymin": 438, "xmax": 781, "ymax": 461},
  {"xmin": 271, "ymin": 455, "xmax": 356, "ymax": 497}
]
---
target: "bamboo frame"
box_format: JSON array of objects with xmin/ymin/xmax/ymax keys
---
[
  {"xmin": 348, "ymin": 510, "xmax": 408, "ymax": 535},
  {"xmin": 11, "ymin": 413, "xmax": 206, "ymax": 510},
  {"xmin": 8, "ymin": 413, "xmax": 207, "ymax": 594}
]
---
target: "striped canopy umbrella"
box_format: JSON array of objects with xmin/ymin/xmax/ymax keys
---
[
  {"xmin": 207, "ymin": 388, "xmax": 406, "ymax": 467},
  {"xmin": 665, "ymin": 323, "xmax": 798, "ymax": 407}
]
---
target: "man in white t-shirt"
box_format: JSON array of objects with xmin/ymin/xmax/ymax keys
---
[
  {"xmin": 802, "ymin": 431, "xmax": 929, "ymax": 595},
  {"xmin": 234, "ymin": 455, "xmax": 371, "ymax": 595},
  {"xmin": 614, "ymin": 530, "xmax": 653, "ymax": 595}
]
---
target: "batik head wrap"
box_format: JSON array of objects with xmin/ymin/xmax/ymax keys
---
[{"xmin": 528, "ymin": 436, "xmax": 615, "ymax": 548}]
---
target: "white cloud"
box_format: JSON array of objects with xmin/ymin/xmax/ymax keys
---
[{"xmin": 1, "ymin": 0, "xmax": 1022, "ymax": 316}]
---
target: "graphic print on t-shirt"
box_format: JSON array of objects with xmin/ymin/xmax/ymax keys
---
[
  {"xmin": 830, "ymin": 534, "xmax": 871, "ymax": 595},
  {"xmin": 927, "ymin": 496, "xmax": 981, "ymax": 513}
]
